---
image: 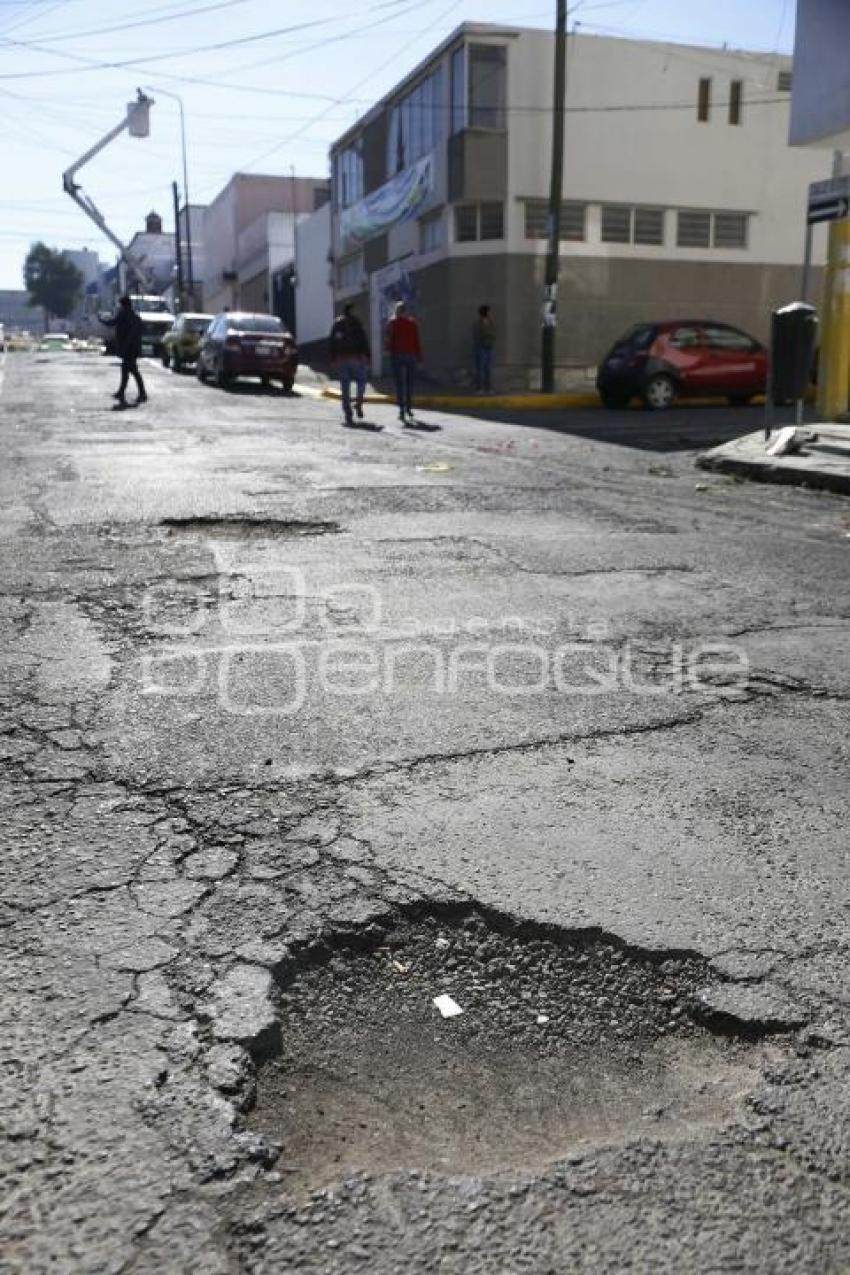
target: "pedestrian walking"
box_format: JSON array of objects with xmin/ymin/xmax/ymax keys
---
[
  {"xmin": 329, "ymin": 303, "xmax": 370, "ymax": 425},
  {"xmin": 385, "ymin": 300, "xmax": 422, "ymax": 425},
  {"xmin": 473, "ymin": 303, "xmax": 496, "ymax": 392},
  {"xmin": 104, "ymin": 295, "xmax": 147, "ymax": 409}
]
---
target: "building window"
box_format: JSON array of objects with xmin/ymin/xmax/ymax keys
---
[
  {"xmin": 697, "ymin": 77, "xmax": 711, "ymax": 122},
  {"xmin": 634, "ymin": 207, "xmax": 664, "ymax": 244},
  {"xmin": 677, "ymin": 210, "xmax": 712, "ymax": 248},
  {"xmin": 337, "ymin": 252, "xmax": 363, "ymax": 291},
  {"xmin": 601, "ymin": 205, "xmax": 631, "ymax": 243},
  {"xmin": 468, "ymin": 44, "xmax": 506, "ymax": 129},
  {"xmin": 676, "ymin": 210, "xmax": 749, "ymax": 250},
  {"xmin": 523, "ymin": 199, "xmax": 586, "ymax": 241},
  {"xmin": 777, "ymin": 69, "xmax": 792, "ymax": 92},
  {"xmin": 454, "ymin": 202, "xmax": 504, "ymax": 242},
  {"xmin": 601, "ymin": 205, "xmax": 664, "ymax": 245},
  {"xmin": 713, "ymin": 211, "xmax": 748, "ymax": 248},
  {"xmin": 455, "ymin": 204, "xmax": 478, "ymax": 242},
  {"xmin": 387, "ymin": 63, "xmax": 445, "ymax": 176},
  {"xmin": 729, "ymin": 79, "xmax": 743, "ymax": 125},
  {"xmin": 335, "ymin": 144, "xmax": 363, "ymax": 210},
  {"xmin": 420, "ymin": 209, "xmax": 444, "ymax": 253},
  {"xmin": 450, "ymin": 45, "xmax": 466, "ymax": 134},
  {"xmin": 480, "ymin": 202, "xmax": 504, "ymax": 240}
]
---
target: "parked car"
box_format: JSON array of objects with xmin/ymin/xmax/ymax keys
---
[
  {"xmin": 162, "ymin": 312, "xmax": 213, "ymax": 371},
  {"xmin": 196, "ymin": 311, "xmax": 298, "ymax": 392},
  {"xmin": 0, "ymin": 323, "xmax": 5, "ymax": 352},
  {"xmin": 596, "ymin": 320, "xmax": 768, "ymax": 410}
]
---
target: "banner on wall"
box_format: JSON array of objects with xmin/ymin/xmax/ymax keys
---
[{"xmin": 340, "ymin": 155, "xmax": 433, "ymax": 252}]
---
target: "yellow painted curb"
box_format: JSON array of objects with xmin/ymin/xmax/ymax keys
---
[{"xmin": 320, "ymin": 386, "xmax": 600, "ymax": 410}]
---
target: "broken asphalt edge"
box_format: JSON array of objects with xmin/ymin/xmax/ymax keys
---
[{"xmin": 697, "ymin": 434, "xmax": 850, "ymax": 496}]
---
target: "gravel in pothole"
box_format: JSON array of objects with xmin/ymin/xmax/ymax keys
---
[{"xmin": 248, "ymin": 912, "xmax": 778, "ymax": 1191}]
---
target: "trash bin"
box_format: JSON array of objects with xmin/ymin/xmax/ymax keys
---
[{"xmin": 770, "ymin": 302, "xmax": 818, "ymax": 404}]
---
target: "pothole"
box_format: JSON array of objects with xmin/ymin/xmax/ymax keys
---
[
  {"xmin": 161, "ymin": 516, "xmax": 339, "ymax": 538},
  {"xmin": 247, "ymin": 910, "xmax": 783, "ymax": 1191}
]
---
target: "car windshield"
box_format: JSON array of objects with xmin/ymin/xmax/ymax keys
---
[
  {"xmin": 228, "ymin": 316, "xmax": 283, "ymax": 334},
  {"xmin": 132, "ymin": 297, "xmax": 170, "ymax": 314},
  {"xmin": 185, "ymin": 319, "xmax": 210, "ymax": 333}
]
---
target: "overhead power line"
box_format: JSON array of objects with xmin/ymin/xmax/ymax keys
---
[{"xmin": 0, "ymin": 0, "xmax": 258, "ymax": 45}]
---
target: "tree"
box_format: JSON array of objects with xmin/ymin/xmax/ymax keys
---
[{"xmin": 23, "ymin": 242, "xmax": 84, "ymax": 330}]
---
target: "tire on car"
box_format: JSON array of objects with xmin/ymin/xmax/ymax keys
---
[{"xmin": 642, "ymin": 373, "xmax": 676, "ymax": 411}]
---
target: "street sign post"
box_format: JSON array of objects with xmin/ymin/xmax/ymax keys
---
[{"xmin": 807, "ymin": 176, "xmax": 850, "ymax": 225}]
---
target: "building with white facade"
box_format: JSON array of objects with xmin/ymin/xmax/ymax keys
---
[
  {"xmin": 202, "ymin": 174, "xmax": 329, "ymax": 315},
  {"xmin": 329, "ymin": 25, "xmax": 830, "ymax": 386}
]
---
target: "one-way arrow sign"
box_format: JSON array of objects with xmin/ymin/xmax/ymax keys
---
[{"xmin": 808, "ymin": 176, "xmax": 850, "ymax": 225}]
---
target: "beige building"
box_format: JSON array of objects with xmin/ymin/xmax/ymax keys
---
[
  {"xmin": 329, "ymin": 25, "xmax": 830, "ymax": 388},
  {"xmin": 202, "ymin": 173, "xmax": 329, "ymax": 315}
]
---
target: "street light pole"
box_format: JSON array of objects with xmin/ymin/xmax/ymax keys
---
[
  {"xmin": 542, "ymin": 0, "xmax": 567, "ymax": 393},
  {"xmin": 144, "ymin": 85, "xmax": 194, "ymax": 304}
]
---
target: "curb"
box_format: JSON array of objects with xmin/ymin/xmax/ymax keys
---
[
  {"xmin": 696, "ymin": 451, "xmax": 850, "ymax": 496},
  {"xmin": 320, "ymin": 386, "xmax": 600, "ymax": 411}
]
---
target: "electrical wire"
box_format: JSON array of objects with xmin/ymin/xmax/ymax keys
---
[{"xmin": 0, "ymin": 0, "xmax": 259, "ymax": 46}]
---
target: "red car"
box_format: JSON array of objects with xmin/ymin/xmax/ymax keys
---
[
  {"xmin": 196, "ymin": 311, "xmax": 298, "ymax": 392},
  {"xmin": 596, "ymin": 320, "xmax": 768, "ymax": 410}
]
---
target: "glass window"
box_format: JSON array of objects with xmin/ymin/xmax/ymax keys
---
[
  {"xmin": 677, "ymin": 210, "xmax": 711, "ymax": 248},
  {"xmin": 703, "ymin": 325, "xmax": 757, "ymax": 351},
  {"xmin": 777, "ymin": 69, "xmax": 792, "ymax": 92},
  {"xmin": 469, "ymin": 44, "xmax": 506, "ymax": 129},
  {"xmin": 229, "ymin": 315, "xmax": 283, "ymax": 333},
  {"xmin": 336, "ymin": 144, "xmax": 363, "ymax": 209},
  {"xmin": 601, "ymin": 206, "xmax": 631, "ymax": 243},
  {"xmin": 713, "ymin": 212, "xmax": 748, "ymax": 248},
  {"xmin": 523, "ymin": 200, "xmax": 585, "ymax": 241},
  {"xmin": 634, "ymin": 207, "xmax": 664, "ymax": 245},
  {"xmin": 420, "ymin": 209, "xmax": 444, "ymax": 254},
  {"xmin": 455, "ymin": 205, "xmax": 478, "ymax": 242},
  {"xmin": 729, "ymin": 79, "xmax": 743, "ymax": 126},
  {"xmin": 669, "ymin": 326, "xmax": 702, "ymax": 349},
  {"xmin": 697, "ymin": 77, "xmax": 711, "ymax": 122},
  {"xmin": 386, "ymin": 65, "xmax": 444, "ymax": 177},
  {"xmin": 451, "ymin": 45, "xmax": 466, "ymax": 134},
  {"xmin": 561, "ymin": 202, "xmax": 586, "ymax": 240},
  {"xmin": 480, "ymin": 202, "xmax": 504, "ymax": 240}
]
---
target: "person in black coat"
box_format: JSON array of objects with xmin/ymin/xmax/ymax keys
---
[
  {"xmin": 328, "ymin": 303, "xmax": 370, "ymax": 424},
  {"xmin": 104, "ymin": 295, "xmax": 147, "ymax": 407}
]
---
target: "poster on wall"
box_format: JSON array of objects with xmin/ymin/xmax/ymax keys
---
[
  {"xmin": 340, "ymin": 155, "xmax": 433, "ymax": 253},
  {"xmin": 369, "ymin": 261, "xmax": 417, "ymax": 377}
]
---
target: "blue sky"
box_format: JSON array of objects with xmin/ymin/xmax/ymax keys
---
[{"xmin": 0, "ymin": 0, "xmax": 796, "ymax": 288}]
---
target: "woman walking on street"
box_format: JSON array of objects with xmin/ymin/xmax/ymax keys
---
[{"xmin": 385, "ymin": 300, "xmax": 422, "ymax": 425}]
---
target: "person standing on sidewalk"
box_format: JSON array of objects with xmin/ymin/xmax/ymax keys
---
[
  {"xmin": 104, "ymin": 295, "xmax": 147, "ymax": 409},
  {"xmin": 473, "ymin": 303, "xmax": 496, "ymax": 392},
  {"xmin": 328, "ymin": 303, "xmax": 370, "ymax": 425},
  {"xmin": 385, "ymin": 300, "xmax": 422, "ymax": 425}
]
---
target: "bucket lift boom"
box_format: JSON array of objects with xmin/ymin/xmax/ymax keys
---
[{"xmin": 62, "ymin": 90, "xmax": 155, "ymax": 292}]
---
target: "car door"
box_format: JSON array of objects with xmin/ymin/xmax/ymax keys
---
[
  {"xmin": 663, "ymin": 325, "xmax": 710, "ymax": 394},
  {"xmin": 701, "ymin": 324, "xmax": 765, "ymax": 394}
]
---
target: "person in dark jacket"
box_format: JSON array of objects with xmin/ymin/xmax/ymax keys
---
[
  {"xmin": 473, "ymin": 303, "xmax": 496, "ymax": 392},
  {"xmin": 105, "ymin": 295, "xmax": 147, "ymax": 408},
  {"xmin": 329, "ymin": 303, "xmax": 370, "ymax": 425}
]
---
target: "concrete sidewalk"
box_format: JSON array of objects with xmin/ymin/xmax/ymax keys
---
[{"xmin": 697, "ymin": 421, "xmax": 850, "ymax": 495}]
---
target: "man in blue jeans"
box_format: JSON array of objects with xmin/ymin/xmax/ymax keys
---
[{"xmin": 328, "ymin": 303, "xmax": 370, "ymax": 425}]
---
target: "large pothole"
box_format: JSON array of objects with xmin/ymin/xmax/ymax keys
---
[
  {"xmin": 161, "ymin": 516, "xmax": 339, "ymax": 538},
  {"xmin": 247, "ymin": 911, "xmax": 783, "ymax": 1191}
]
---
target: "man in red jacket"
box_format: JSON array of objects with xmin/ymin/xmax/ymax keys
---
[{"xmin": 385, "ymin": 300, "xmax": 422, "ymax": 424}]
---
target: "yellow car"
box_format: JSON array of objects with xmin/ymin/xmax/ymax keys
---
[{"xmin": 161, "ymin": 312, "xmax": 213, "ymax": 372}]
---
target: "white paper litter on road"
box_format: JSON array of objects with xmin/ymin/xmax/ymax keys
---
[{"xmin": 433, "ymin": 994, "xmax": 463, "ymax": 1018}]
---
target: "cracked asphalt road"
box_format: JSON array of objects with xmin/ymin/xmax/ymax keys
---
[{"xmin": 1, "ymin": 350, "xmax": 849, "ymax": 1274}]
